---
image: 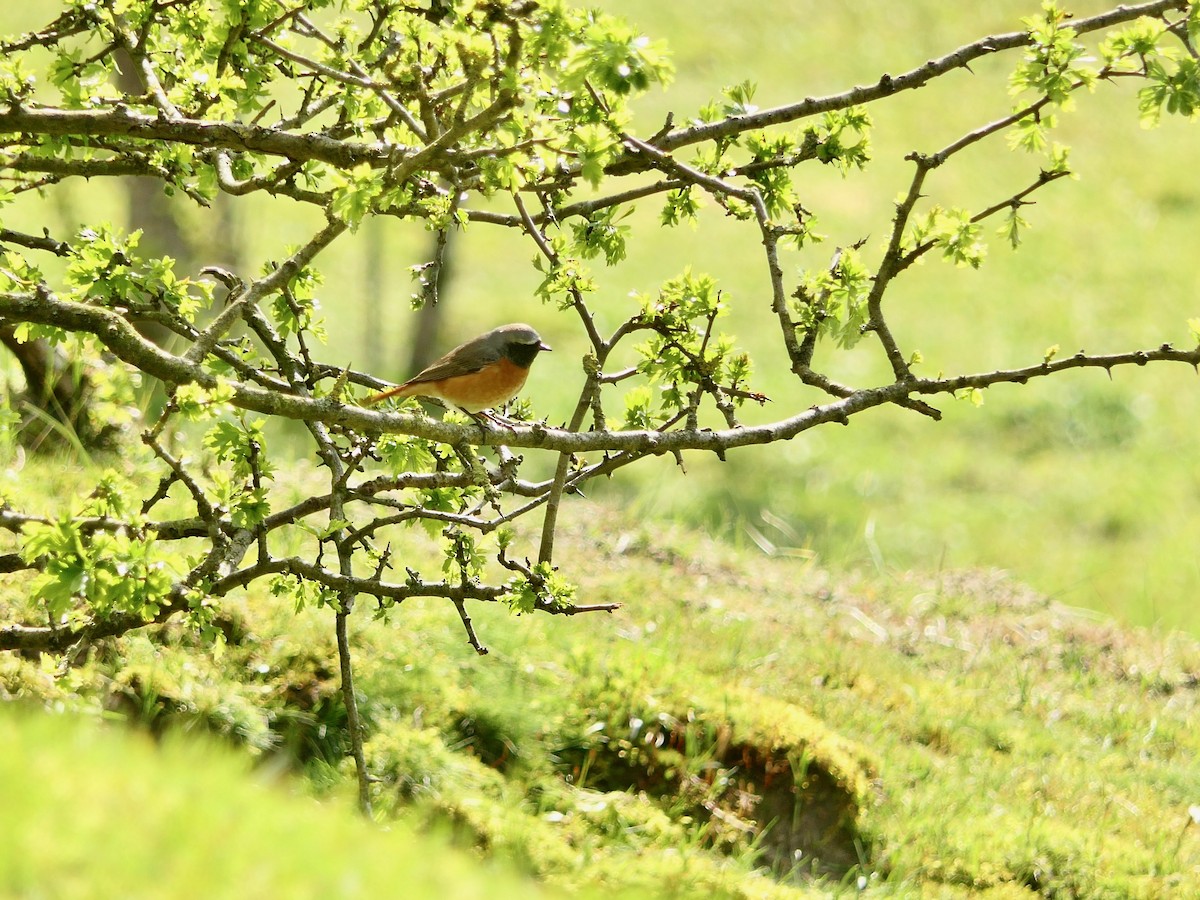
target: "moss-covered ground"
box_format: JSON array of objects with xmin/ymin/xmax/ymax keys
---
[{"xmin": 4, "ymin": 461, "xmax": 1197, "ymax": 898}]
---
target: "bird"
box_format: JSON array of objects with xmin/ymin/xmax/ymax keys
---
[{"xmin": 364, "ymin": 323, "xmax": 551, "ymax": 424}]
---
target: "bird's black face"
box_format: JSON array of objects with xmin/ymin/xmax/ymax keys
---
[{"xmin": 506, "ymin": 339, "xmax": 551, "ymax": 369}]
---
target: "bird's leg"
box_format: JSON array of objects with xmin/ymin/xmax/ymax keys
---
[{"xmin": 469, "ymin": 408, "xmax": 517, "ymax": 431}]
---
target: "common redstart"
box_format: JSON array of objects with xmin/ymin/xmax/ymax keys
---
[{"xmin": 364, "ymin": 323, "xmax": 551, "ymax": 422}]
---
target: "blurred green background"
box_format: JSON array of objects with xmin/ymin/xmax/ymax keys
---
[{"xmin": 3, "ymin": 1, "xmax": 1199, "ymax": 631}]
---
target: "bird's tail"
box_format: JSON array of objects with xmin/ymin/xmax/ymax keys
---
[{"xmin": 364, "ymin": 382, "xmax": 415, "ymax": 406}]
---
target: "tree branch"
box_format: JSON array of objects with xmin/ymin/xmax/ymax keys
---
[
  {"xmin": 0, "ymin": 105, "xmax": 392, "ymax": 169},
  {"xmin": 646, "ymin": 0, "xmax": 1188, "ymax": 153},
  {"xmin": 3, "ymin": 286, "xmax": 1195, "ymax": 455}
]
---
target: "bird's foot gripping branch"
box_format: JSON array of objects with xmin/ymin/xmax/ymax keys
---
[{"xmin": 1, "ymin": 0, "xmax": 1198, "ymax": 810}]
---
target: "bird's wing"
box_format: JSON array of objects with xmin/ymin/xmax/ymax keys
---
[{"xmin": 401, "ymin": 333, "xmax": 502, "ymax": 386}]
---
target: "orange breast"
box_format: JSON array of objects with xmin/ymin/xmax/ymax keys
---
[{"xmin": 421, "ymin": 358, "xmax": 530, "ymax": 412}]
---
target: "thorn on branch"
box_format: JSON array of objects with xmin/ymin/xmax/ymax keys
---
[
  {"xmin": 497, "ymin": 542, "xmax": 532, "ymax": 577},
  {"xmin": 0, "ymin": 227, "xmax": 70, "ymax": 257},
  {"xmin": 647, "ymin": 111, "xmax": 675, "ymax": 144},
  {"xmin": 140, "ymin": 472, "xmax": 178, "ymax": 515},
  {"xmin": 371, "ymin": 543, "xmax": 393, "ymax": 581}
]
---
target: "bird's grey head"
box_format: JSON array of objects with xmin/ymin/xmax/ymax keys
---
[{"xmin": 496, "ymin": 323, "xmax": 552, "ymax": 368}]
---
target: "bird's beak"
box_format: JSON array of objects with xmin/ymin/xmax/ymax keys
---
[{"xmin": 539, "ymin": 341, "xmax": 552, "ymax": 351}]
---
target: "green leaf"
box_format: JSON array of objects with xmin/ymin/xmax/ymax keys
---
[
  {"xmin": 571, "ymin": 205, "xmax": 632, "ymax": 264},
  {"xmin": 1008, "ymin": 113, "xmax": 1055, "ymax": 154},
  {"xmin": 1009, "ymin": 2, "xmax": 1096, "ymax": 105},
  {"xmin": 505, "ymin": 562, "xmax": 577, "ymax": 614},
  {"xmin": 377, "ymin": 435, "xmax": 437, "ymax": 473},
  {"xmin": 1100, "ymin": 19, "xmax": 1165, "ymax": 68},
  {"xmin": 204, "ymin": 418, "xmax": 272, "ymax": 480},
  {"xmin": 330, "ymin": 163, "xmax": 384, "ymax": 230},
  {"xmin": 563, "ymin": 19, "xmax": 673, "ymax": 97},
  {"xmin": 619, "ymin": 385, "xmax": 654, "ymax": 430},
  {"xmin": 175, "ymin": 380, "xmax": 236, "ymax": 420},
  {"xmin": 534, "ymin": 242, "xmax": 596, "ymax": 307},
  {"xmin": 910, "ymin": 206, "xmax": 987, "ymax": 269},
  {"xmin": 231, "ymin": 488, "xmax": 271, "ymax": 530},
  {"xmin": 807, "ymin": 106, "xmax": 873, "ymax": 173},
  {"xmin": 1187, "ymin": 317, "xmax": 1200, "ymax": 345},
  {"xmin": 571, "ymin": 124, "xmax": 620, "ymax": 188},
  {"xmin": 661, "ymin": 188, "xmax": 702, "ymax": 227},
  {"xmin": 794, "ymin": 248, "xmax": 872, "ymax": 348},
  {"xmin": 443, "ymin": 531, "xmax": 485, "ymax": 581},
  {"xmin": 999, "ymin": 205, "xmax": 1030, "ymax": 249},
  {"xmin": 721, "ymin": 79, "xmax": 758, "ymax": 116},
  {"xmin": 955, "ymin": 386, "xmax": 986, "ymax": 407}
]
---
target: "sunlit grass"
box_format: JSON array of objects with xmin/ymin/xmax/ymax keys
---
[{"xmin": 0, "ymin": 708, "xmax": 553, "ymax": 900}]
